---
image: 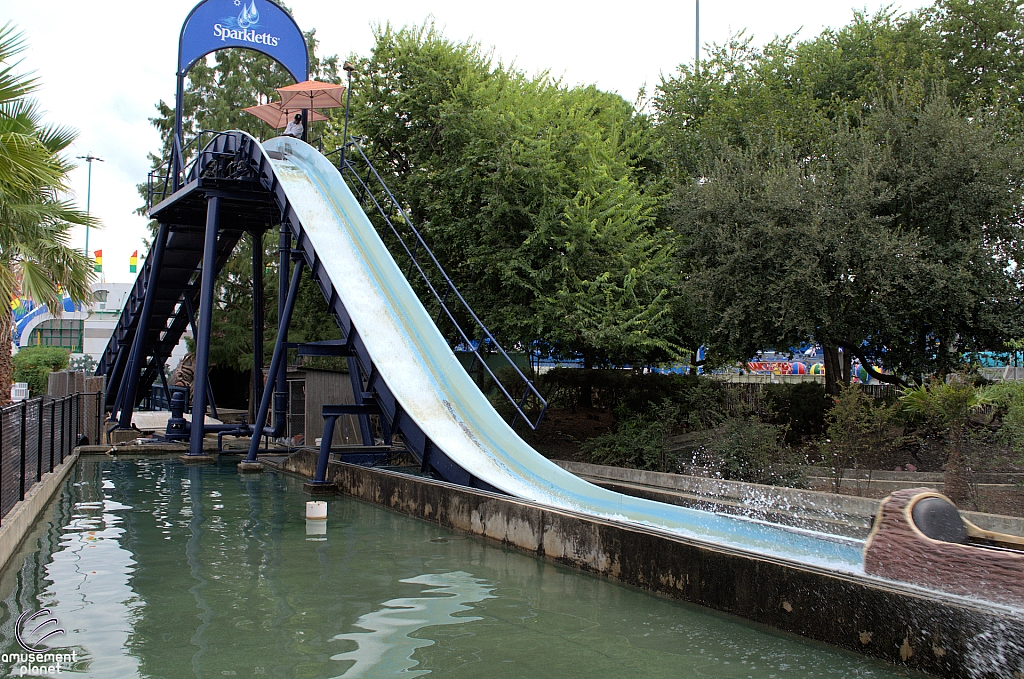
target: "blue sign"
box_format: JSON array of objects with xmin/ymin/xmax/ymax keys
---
[{"xmin": 178, "ymin": 0, "xmax": 308, "ymax": 82}]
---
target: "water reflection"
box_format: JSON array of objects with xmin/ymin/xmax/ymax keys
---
[
  {"xmin": 0, "ymin": 459, "xmax": 913, "ymax": 679},
  {"xmin": 330, "ymin": 571, "xmax": 494, "ymax": 678},
  {"xmin": 0, "ymin": 461, "xmax": 141, "ymax": 677}
]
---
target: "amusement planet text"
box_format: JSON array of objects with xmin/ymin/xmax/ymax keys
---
[
  {"xmin": 213, "ymin": 24, "xmax": 279, "ymax": 45},
  {"xmin": 2, "ymin": 651, "xmax": 77, "ymax": 676}
]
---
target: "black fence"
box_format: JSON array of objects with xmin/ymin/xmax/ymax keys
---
[{"xmin": 0, "ymin": 392, "xmax": 103, "ymax": 524}]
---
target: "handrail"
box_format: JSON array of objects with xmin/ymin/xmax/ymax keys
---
[
  {"xmin": 146, "ymin": 130, "xmax": 239, "ymax": 210},
  {"xmin": 144, "ymin": 130, "xmax": 547, "ymax": 430},
  {"xmin": 340, "ymin": 140, "xmax": 547, "ymax": 430}
]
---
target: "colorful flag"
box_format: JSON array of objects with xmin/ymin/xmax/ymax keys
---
[
  {"xmin": 93, "ymin": 250, "xmax": 102, "ymax": 273},
  {"xmin": 129, "ymin": 250, "xmax": 138, "ymax": 273}
]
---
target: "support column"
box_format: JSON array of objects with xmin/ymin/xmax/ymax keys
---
[
  {"xmin": 243, "ymin": 259, "xmax": 305, "ymax": 468},
  {"xmin": 158, "ymin": 364, "xmax": 172, "ymax": 409},
  {"xmin": 172, "ymin": 73, "xmax": 185, "ymax": 191},
  {"xmin": 276, "ymin": 226, "xmax": 290, "ymax": 399},
  {"xmin": 105, "ymin": 344, "xmax": 128, "ymax": 418},
  {"xmin": 116, "ymin": 222, "xmax": 169, "ymax": 428},
  {"xmin": 251, "ymin": 230, "xmax": 264, "ymax": 422},
  {"xmin": 184, "ymin": 197, "xmax": 220, "ymax": 461},
  {"xmin": 182, "ymin": 293, "xmax": 218, "ymax": 419},
  {"xmin": 314, "ymin": 416, "xmax": 338, "ymax": 482},
  {"xmin": 347, "ymin": 357, "xmax": 374, "ymax": 445}
]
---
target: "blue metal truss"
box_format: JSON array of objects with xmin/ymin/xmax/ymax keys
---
[{"xmin": 98, "ymin": 131, "xmax": 546, "ymax": 492}]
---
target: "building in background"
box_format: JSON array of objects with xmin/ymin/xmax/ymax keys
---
[{"xmin": 12, "ymin": 283, "xmax": 190, "ymax": 369}]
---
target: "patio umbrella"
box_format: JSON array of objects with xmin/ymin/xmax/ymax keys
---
[
  {"xmin": 275, "ymin": 80, "xmax": 346, "ymax": 110},
  {"xmin": 242, "ymin": 102, "xmax": 328, "ymax": 128}
]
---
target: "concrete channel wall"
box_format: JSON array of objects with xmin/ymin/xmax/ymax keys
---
[
  {"xmin": 279, "ymin": 450, "xmax": 1024, "ymax": 679},
  {"xmin": 554, "ymin": 460, "xmax": 1024, "ymax": 540},
  {"xmin": 0, "ymin": 450, "xmax": 79, "ymax": 571}
]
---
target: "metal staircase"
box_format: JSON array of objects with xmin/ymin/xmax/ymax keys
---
[
  {"xmin": 96, "ymin": 133, "xmax": 276, "ymax": 425},
  {"xmin": 99, "ymin": 130, "xmax": 546, "ymax": 490}
]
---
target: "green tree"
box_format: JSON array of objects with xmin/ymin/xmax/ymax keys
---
[
  {"xmin": 656, "ymin": 5, "xmax": 1024, "ymax": 390},
  {"xmin": 0, "ymin": 24, "xmax": 95, "ymax": 404},
  {"xmin": 344, "ymin": 23, "xmax": 678, "ymax": 367},
  {"xmin": 921, "ymin": 0, "xmax": 1024, "ymax": 112}
]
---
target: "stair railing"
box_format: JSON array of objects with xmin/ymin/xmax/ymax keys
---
[{"xmin": 337, "ymin": 140, "xmax": 547, "ymax": 430}]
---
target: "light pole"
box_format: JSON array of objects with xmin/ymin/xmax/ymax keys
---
[
  {"xmin": 76, "ymin": 154, "xmax": 103, "ymax": 256},
  {"xmin": 695, "ymin": 0, "xmax": 700, "ymax": 70}
]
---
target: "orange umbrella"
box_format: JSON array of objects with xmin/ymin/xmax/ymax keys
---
[
  {"xmin": 276, "ymin": 80, "xmax": 346, "ymax": 110},
  {"xmin": 242, "ymin": 102, "xmax": 328, "ymax": 128}
]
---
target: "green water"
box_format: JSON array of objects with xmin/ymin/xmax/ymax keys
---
[{"xmin": 0, "ymin": 459, "xmax": 914, "ymax": 679}]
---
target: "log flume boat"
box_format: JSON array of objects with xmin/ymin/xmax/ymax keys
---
[{"xmin": 864, "ymin": 487, "xmax": 1024, "ymax": 607}]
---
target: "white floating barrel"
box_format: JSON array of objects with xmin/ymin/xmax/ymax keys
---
[{"xmin": 306, "ymin": 500, "xmax": 327, "ymax": 520}]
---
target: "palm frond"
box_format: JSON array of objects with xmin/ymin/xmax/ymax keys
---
[
  {"xmin": 0, "ymin": 22, "xmax": 95, "ymax": 311},
  {"xmin": 900, "ymin": 383, "xmax": 934, "ymax": 416},
  {"xmin": 0, "ymin": 23, "xmax": 36, "ymax": 105}
]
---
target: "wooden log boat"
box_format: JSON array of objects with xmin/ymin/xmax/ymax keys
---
[{"xmin": 863, "ymin": 487, "xmax": 1024, "ymax": 607}]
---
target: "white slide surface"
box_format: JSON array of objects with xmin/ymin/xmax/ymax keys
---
[{"xmin": 264, "ymin": 136, "xmax": 864, "ymax": 572}]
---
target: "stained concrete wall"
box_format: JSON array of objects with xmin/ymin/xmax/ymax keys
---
[
  {"xmin": 279, "ymin": 450, "xmax": 1024, "ymax": 679},
  {"xmin": 0, "ymin": 450, "xmax": 78, "ymax": 570}
]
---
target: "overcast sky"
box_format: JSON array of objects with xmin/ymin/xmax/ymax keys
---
[{"xmin": 6, "ymin": 0, "xmax": 932, "ymax": 283}]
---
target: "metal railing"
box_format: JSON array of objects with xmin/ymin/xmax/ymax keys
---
[
  {"xmin": 0, "ymin": 392, "xmax": 103, "ymax": 524},
  {"xmin": 146, "ymin": 131, "xmax": 547, "ymax": 430},
  {"xmin": 338, "ymin": 140, "xmax": 547, "ymax": 430},
  {"xmin": 146, "ymin": 130, "xmax": 243, "ymax": 209}
]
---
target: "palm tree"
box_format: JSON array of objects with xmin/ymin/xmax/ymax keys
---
[
  {"xmin": 901, "ymin": 377, "xmax": 993, "ymax": 506},
  {"xmin": 0, "ymin": 23, "xmax": 95, "ymax": 404}
]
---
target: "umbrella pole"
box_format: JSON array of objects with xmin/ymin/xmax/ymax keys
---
[
  {"xmin": 304, "ymin": 94, "xmax": 314, "ymax": 144},
  {"xmin": 341, "ymin": 67, "xmax": 353, "ymax": 170}
]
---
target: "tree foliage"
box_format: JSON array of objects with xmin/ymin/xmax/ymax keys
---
[
  {"xmin": 0, "ymin": 23, "xmax": 94, "ymax": 404},
  {"xmin": 656, "ymin": 2, "xmax": 1024, "ymax": 391},
  {"xmin": 342, "ymin": 23, "xmax": 679, "ymax": 366},
  {"xmin": 130, "ymin": 0, "xmax": 1024, "ymax": 398}
]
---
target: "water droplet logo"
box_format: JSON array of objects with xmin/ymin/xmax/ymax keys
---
[
  {"xmin": 16, "ymin": 609, "xmax": 66, "ymax": 652},
  {"xmin": 237, "ymin": 0, "xmax": 260, "ymax": 29}
]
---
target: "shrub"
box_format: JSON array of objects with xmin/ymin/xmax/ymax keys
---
[
  {"xmin": 689, "ymin": 416, "xmax": 802, "ymax": 486},
  {"xmin": 13, "ymin": 346, "xmax": 70, "ymax": 397},
  {"xmin": 763, "ymin": 381, "xmax": 831, "ymax": 442},
  {"xmin": 536, "ymin": 369, "xmax": 731, "ymax": 414},
  {"xmin": 582, "ymin": 399, "xmax": 682, "ymax": 471},
  {"xmin": 986, "ymin": 380, "xmax": 1024, "ymax": 459},
  {"xmin": 575, "ymin": 374, "xmax": 735, "ymax": 472},
  {"xmin": 817, "ymin": 384, "xmax": 899, "ymax": 491}
]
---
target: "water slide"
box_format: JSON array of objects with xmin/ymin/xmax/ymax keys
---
[{"xmin": 264, "ymin": 136, "xmax": 865, "ymax": 573}]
